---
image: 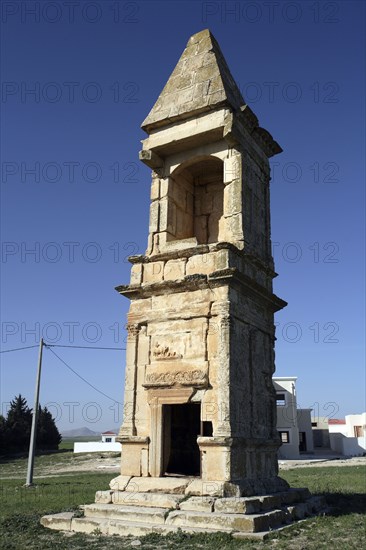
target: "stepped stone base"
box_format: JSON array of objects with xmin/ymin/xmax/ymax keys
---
[{"xmin": 40, "ymin": 476, "xmax": 326, "ymax": 539}]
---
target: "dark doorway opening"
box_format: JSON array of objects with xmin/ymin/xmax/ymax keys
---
[
  {"xmin": 299, "ymin": 431, "xmax": 307, "ymax": 452},
  {"xmin": 163, "ymin": 403, "xmax": 201, "ymax": 476}
]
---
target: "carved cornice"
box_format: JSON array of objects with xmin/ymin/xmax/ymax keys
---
[
  {"xmin": 251, "ymin": 126, "xmax": 282, "ymax": 158},
  {"xmin": 223, "ymin": 104, "xmax": 282, "ymax": 160},
  {"xmin": 208, "ymin": 269, "xmax": 286, "ymax": 312},
  {"xmin": 144, "ymin": 369, "xmax": 208, "ymax": 388},
  {"xmin": 116, "ymin": 270, "xmax": 286, "ymax": 313}
]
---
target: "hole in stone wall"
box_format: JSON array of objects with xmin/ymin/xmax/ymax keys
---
[{"xmin": 201, "ymin": 421, "xmax": 213, "ymax": 437}]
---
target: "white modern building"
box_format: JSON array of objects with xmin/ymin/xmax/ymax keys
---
[
  {"xmin": 311, "ymin": 416, "xmax": 331, "ymax": 449},
  {"xmin": 328, "ymin": 413, "xmax": 366, "ymax": 456},
  {"xmin": 274, "ymin": 377, "xmax": 314, "ymax": 459},
  {"xmin": 101, "ymin": 431, "xmax": 118, "ymax": 443},
  {"xmin": 74, "ymin": 431, "xmax": 121, "ymax": 454}
]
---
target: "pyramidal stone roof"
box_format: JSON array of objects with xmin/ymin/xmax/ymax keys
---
[{"xmin": 141, "ymin": 29, "xmax": 246, "ymax": 132}]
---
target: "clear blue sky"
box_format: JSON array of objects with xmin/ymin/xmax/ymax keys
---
[{"xmin": 1, "ymin": 1, "xmax": 365, "ymax": 432}]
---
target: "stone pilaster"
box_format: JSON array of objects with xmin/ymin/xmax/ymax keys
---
[{"xmin": 117, "ymin": 323, "xmax": 139, "ymax": 437}]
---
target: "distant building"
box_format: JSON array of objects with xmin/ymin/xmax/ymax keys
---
[
  {"xmin": 101, "ymin": 431, "xmax": 117, "ymax": 443},
  {"xmin": 328, "ymin": 413, "xmax": 366, "ymax": 456},
  {"xmin": 274, "ymin": 377, "xmax": 314, "ymax": 459},
  {"xmin": 311, "ymin": 416, "xmax": 331, "ymax": 449},
  {"xmin": 74, "ymin": 431, "xmax": 121, "ymax": 454}
]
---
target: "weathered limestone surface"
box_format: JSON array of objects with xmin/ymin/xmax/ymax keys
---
[
  {"xmin": 179, "ymin": 496, "xmax": 215, "ymax": 512},
  {"xmin": 40, "ymin": 488, "xmax": 326, "ymax": 537},
  {"xmin": 83, "ymin": 503, "xmax": 167, "ymax": 524},
  {"xmin": 95, "ymin": 490, "xmax": 113, "ymax": 504},
  {"xmin": 116, "ymin": 29, "xmax": 287, "ymax": 496},
  {"xmin": 142, "ymin": 29, "xmax": 252, "ymax": 133},
  {"xmin": 112, "ymin": 491, "xmax": 183, "ymax": 509},
  {"xmin": 125, "ymin": 476, "xmax": 190, "ymax": 494},
  {"xmin": 40, "ymin": 512, "xmax": 74, "ymax": 531},
  {"xmin": 109, "ymin": 475, "xmax": 132, "ymax": 491},
  {"xmin": 215, "ymin": 497, "xmax": 261, "ymax": 514},
  {"xmin": 41, "ymin": 28, "xmax": 317, "ymax": 539}
]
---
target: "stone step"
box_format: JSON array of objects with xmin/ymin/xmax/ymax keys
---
[
  {"xmin": 125, "ymin": 476, "xmax": 192, "ymax": 494},
  {"xmin": 84, "ymin": 497, "xmax": 302, "ymax": 531},
  {"xmin": 41, "ymin": 491, "xmax": 326, "ymax": 538},
  {"xmin": 81, "ymin": 502, "xmax": 288, "ymax": 533},
  {"xmin": 97, "ymin": 488, "xmax": 316, "ymax": 514},
  {"xmin": 41, "ymin": 512, "xmax": 74, "ymax": 531},
  {"xmin": 72, "ymin": 517, "xmax": 154, "ymax": 536},
  {"xmin": 83, "ymin": 503, "xmax": 167, "ymax": 524},
  {"xmin": 111, "ymin": 490, "xmax": 184, "ymax": 509},
  {"xmin": 70, "ymin": 516, "xmax": 233, "ymax": 537},
  {"xmin": 79, "ymin": 508, "xmax": 286, "ymax": 534},
  {"xmin": 166, "ymin": 508, "xmax": 287, "ymax": 533},
  {"xmin": 41, "ymin": 498, "xmax": 323, "ymax": 539}
]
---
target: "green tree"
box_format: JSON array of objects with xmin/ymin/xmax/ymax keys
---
[
  {"xmin": 0, "ymin": 395, "xmax": 61, "ymax": 454},
  {"xmin": 3, "ymin": 394, "xmax": 32, "ymax": 452},
  {"xmin": 0, "ymin": 414, "xmax": 6, "ymax": 452},
  {"xmin": 36, "ymin": 405, "xmax": 62, "ymax": 450}
]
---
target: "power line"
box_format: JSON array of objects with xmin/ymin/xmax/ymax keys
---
[
  {"xmin": 0, "ymin": 343, "xmax": 125, "ymax": 354},
  {"xmin": 45, "ymin": 346, "xmax": 122, "ymax": 405},
  {"xmin": 0, "ymin": 344, "xmax": 39, "ymax": 354},
  {"xmin": 47, "ymin": 344, "xmax": 126, "ymax": 350}
]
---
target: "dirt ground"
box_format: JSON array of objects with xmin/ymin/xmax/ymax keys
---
[
  {"xmin": 278, "ymin": 455, "xmax": 366, "ymax": 470},
  {"xmin": 38, "ymin": 453, "xmax": 366, "ymax": 477},
  {"xmin": 35, "ymin": 454, "xmax": 121, "ymax": 477}
]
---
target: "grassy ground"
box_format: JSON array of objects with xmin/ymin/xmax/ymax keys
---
[
  {"xmin": 59, "ymin": 436, "xmax": 100, "ymax": 451},
  {"xmin": 0, "ymin": 450, "xmax": 98, "ymax": 479},
  {"xmin": 58, "ymin": 439, "xmax": 75, "ymax": 451},
  {"xmin": 0, "ymin": 473, "xmax": 112, "ymax": 520},
  {"xmin": 0, "ymin": 465, "xmax": 365, "ymax": 549},
  {"xmin": 0, "ymin": 440, "xmax": 119, "ymax": 480}
]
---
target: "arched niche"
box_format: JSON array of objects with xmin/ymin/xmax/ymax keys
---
[{"xmin": 167, "ymin": 156, "xmax": 224, "ymax": 245}]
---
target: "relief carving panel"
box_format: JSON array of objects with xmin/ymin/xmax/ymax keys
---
[
  {"xmin": 144, "ymin": 318, "xmax": 209, "ymax": 388},
  {"xmin": 153, "ymin": 343, "xmax": 182, "ymax": 360}
]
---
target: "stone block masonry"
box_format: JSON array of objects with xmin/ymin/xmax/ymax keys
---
[{"xmin": 41, "ymin": 28, "xmax": 319, "ymax": 538}]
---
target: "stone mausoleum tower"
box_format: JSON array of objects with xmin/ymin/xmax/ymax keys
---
[
  {"xmin": 116, "ymin": 29, "xmax": 287, "ymax": 496},
  {"xmin": 41, "ymin": 30, "xmax": 322, "ymax": 537}
]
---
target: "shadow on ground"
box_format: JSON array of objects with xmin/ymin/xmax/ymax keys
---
[{"xmin": 321, "ymin": 491, "xmax": 366, "ymax": 516}]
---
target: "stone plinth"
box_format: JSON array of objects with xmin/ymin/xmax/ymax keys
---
[{"xmin": 41, "ymin": 478, "xmax": 326, "ymax": 539}]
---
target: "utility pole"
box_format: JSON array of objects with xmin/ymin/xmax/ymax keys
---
[{"xmin": 25, "ymin": 338, "xmax": 44, "ymax": 486}]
